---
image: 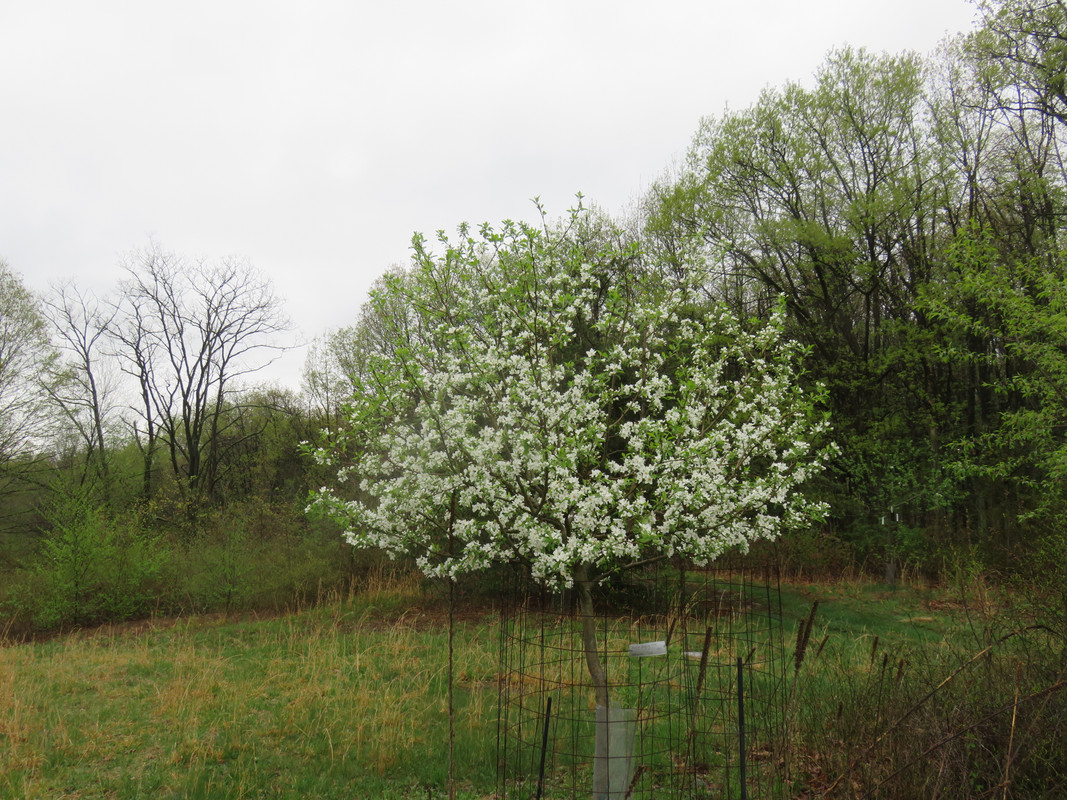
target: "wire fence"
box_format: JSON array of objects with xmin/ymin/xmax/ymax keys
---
[{"xmin": 497, "ymin": 558, "xmax": 786, "ymax": 800}]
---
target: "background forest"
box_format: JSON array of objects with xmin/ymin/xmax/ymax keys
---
[{"xmin": 1, "ymin": 0, "xmax": 1066, "ymax": 634}]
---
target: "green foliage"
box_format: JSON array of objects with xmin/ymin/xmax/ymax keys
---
[
  {"xmin": 311, "ymin": 205, "xmax": 833, "ymax": 590},
  {"xmin": 923, "ymin": 228, "xmax": 1067, "ymax": 533},
  {"xmin": 653, "ymin": 47, "xmax": 963, "ymax": 546},
  {"xmin": 973, "ymin": 0, "xmax": 1067, "ymax": 126},
  {"xmin": 26, "ymin": 493, "xmax": 164, "ymax": 628},
  {"xmin": 173, "ymin": 501, "xmax": 352, "ymax": 614},
  {"xmin": 648, "ymin": 20, "xmax": 1067, "ymax": 571},
  {"xmin": 0, "ymin": 261, "xmax": 58, "ymax": 507},
  {"xmin": 0, "ymin": 578, "xmax": 499, "ymax": 799},
  {"xmin": 0, "ymin": 495, "xmax": 364, "ymax": 636},
  {"xmin": 180, "ymin": 515, "xmax": 254, "ymax": 613}
]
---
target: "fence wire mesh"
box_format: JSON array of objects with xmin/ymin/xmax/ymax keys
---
[{"xmin": 497, "ymin": 558, "xmax": 787, "ymax": 799}]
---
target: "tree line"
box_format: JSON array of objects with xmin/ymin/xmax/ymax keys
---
[
  {"xmin": 640, "ymin": 0, "xmax": 1067, "ymax": 576},
  {"xmin": 1, "ymin": 242, "xmax": 303, "ymax": 526},
  {"xmin": 0, "ymin": 243, "xmax": 335, "ymax": 629},
  {"xmin": 1, "ymin": 0, "xmax": 1064, "ymax": 627}
]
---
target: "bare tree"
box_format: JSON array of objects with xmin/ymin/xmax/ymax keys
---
[
  {"xmin": 41, "ymin": 282, "xmax": 119, "ymax": 500},
  {"xmin": 115, "ymin": 243, "xmax": 290, "ymax": 507},
  {"xmin": 111, "ymin": 281, "xmax": 161, "ymax": 503},
  {"xmin": 300, "ymin": 333, "xmax": 346, "ymax": 433}
]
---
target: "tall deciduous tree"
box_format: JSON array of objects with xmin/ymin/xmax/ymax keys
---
[
  {"xmin": 975, "ymin": 0, "xmax": 1067, "ymax": 127},
  {"xmin": 650, "ymin": 48, "xmax": 960, "ymax": 546},
  {"xmin": 924, "ymin": 230, "xmax": 1067, "ymax": 529},
  {"xmin": 115, "ymin": 243, "xmax": 289, "ymax": 508},
  {"xmin": 920, "ymin": 1, "xmax": 1067, "ymax": 545},
  {"xmin": 41, "ymin": 282, "xmax": 119, "ymax": 501},
  {"xmin": 0, "ymin": 261, "xmax": 56, "ymax": 503},
  {"xmin": 309, "ymin": 207, "xmax": 832, "ymax": 705}
]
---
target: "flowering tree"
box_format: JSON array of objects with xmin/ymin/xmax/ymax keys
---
[{"xmin": 309, "ymin": 207, "xmax": 832, "ymax": 705}]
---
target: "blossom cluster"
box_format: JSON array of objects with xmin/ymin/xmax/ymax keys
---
[{"xmin": 308, "ymin": 210, "xmax": 832, "ymax": 589}]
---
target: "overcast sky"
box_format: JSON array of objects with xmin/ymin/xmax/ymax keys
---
[{"xmin": 1, "ymin": 0, "xmax": 979, "ymax": 388}]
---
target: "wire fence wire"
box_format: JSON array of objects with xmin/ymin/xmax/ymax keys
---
[{"xmin": 497, "ymin": 558, "xmax": 787, "ymax": 800}]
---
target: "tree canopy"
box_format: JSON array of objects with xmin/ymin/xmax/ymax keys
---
[
  {"xmin": 0, "ymin": 261, "xmax": 56, "ymax": 485},
  {"xmin": 309, "ymin": 207, "xmax": 833, "ymax": 588}
]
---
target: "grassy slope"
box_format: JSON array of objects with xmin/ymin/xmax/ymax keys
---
[
  {"xmin": 0, "ymin": 572, "xmax": 1034, "ymax": 799},
  {"xmin": 0, "ymin": 573, "xmax": 499, "ymax": 800}
]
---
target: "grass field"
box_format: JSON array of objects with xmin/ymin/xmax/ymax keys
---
[
  {"xmin": 1, "ymin": 569, "xmax": 1063, "ymax": 799},
  {"xmin": 0, "ymin": 572, "xmax": 499, "ymax": 799}
]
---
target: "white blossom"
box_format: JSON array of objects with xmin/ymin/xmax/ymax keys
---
[{"xmin": 310, "ymin": 208, "xmax": 833, "ymax": 588}]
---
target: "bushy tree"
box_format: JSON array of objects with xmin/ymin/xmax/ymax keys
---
[
  {"xmin": 310, "ymin": 206, "xmax": 833, "ymax": 703},
  {"xmin": 925, "ymin": 228, "xmax": 1067, "ymax": 526},
  {"xmin": 646, "ymin": 48, "xmax": 967, "ymax": 563}
]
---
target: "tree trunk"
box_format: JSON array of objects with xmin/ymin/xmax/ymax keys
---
[{"xmin": 574, "ymin": 562, "xmax": 609, "ymax": 709}]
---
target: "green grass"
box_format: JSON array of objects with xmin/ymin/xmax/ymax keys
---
[
  {"xmin": 1, "ymin": 571, "xmax": 1063, "ymax": 799},
  {"xmin": 779, "ymin": 575, "xmax": 961, "ymax": 639},
  {"xmin": 0, "ymin": 572, "xmax": 499, "ymax": 799}
]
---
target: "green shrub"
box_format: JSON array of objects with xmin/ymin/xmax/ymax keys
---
[
  {"xmin": 22, "ymin": 494, "xmax": 166, "ymax": 629},
  {"xmin": 1, "ymin": 495, "xmax": 383, "ymax": 636}
]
